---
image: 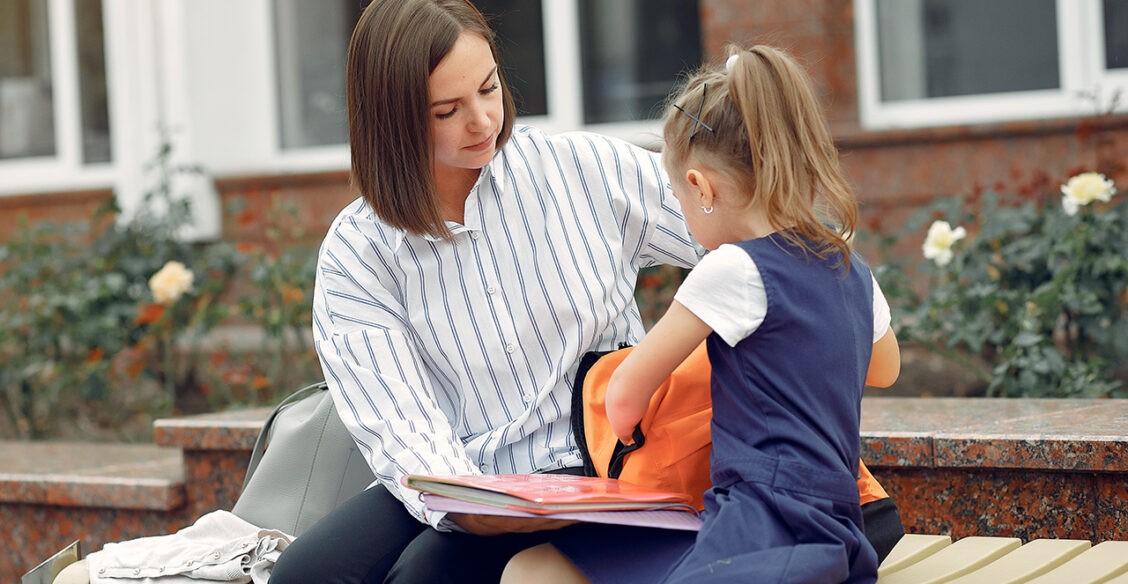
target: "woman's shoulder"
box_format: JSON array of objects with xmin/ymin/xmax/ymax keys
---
[
  {"xmin": 323, "ymin": 197, "xmax": 402, "ymax": 250},
  {"xmin": 506, "ymin": 124, "xmax": 655, "ymax": 160}
]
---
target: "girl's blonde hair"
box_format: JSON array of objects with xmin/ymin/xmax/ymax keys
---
[{"xmin": 663, "ymin": 44, "xmax": 856, "ymax": 267}]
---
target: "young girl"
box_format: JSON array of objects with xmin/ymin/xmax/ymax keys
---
[{"xmin": 503, "ymin": 44, "xmax": 900, "ymax": 583}]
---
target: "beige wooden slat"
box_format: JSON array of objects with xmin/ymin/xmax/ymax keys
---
[
  {"xmin": 878, "ymin": 534, "xmax": 953, "ymax": 577},
  {"xmin": 1024, "ymin": 542, "xmax": 1128, "ymax": 584},
  {"xmin": 1102, "ymin": 568, "xmax": 1128, "ymax": 583},
  {"xmin": 877, "ymin": 537, "xmax": 1022, "ymax": 584},
  {"xmin": 944, "ymin": 539, "xmax": 1091, "ymax": 584}
]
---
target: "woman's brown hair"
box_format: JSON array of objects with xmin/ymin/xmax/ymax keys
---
[
  {"xmin": 663, "ymin": 44, "xmax": 857, "ymax": 268},
  {"xmin": 346, "ymin": 0, "xmax": 516, "ymax": 238}
]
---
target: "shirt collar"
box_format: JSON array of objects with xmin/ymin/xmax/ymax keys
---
[{"xmin": 389, "ymin": 162, "xmax": 500, "ymax": 251}]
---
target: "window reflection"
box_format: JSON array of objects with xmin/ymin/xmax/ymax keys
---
[
  {"xmin": 578, "ymin": 0, "xmax": 702, "ymax": 124},
  {"xmin": 77, "ymin": 0, "xmax": 110, "ymax": 163},
  {"xmin": 273, "ymin": 0, "xmax": 363, "ymax": 150},
  {"xmin": 876, "ymin": 0, "xmax": 1059, "ymax": 102},
  {"xmin": 476, "ymin": 0, "xmax": 547, "ymax": 116},
  {"xmin": 0, "ymin": 0, "xmax": 56, "ymax": 159},
  {"xmin": 1104, "ymin": 0, "xmax": 1128, "ymax": 70}
]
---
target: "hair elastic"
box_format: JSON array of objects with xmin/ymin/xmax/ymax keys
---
[{"xmin": 725, "ymin": 53, "xmax": 739, "ymax": 74}]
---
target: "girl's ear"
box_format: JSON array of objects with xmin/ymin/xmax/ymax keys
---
[{"xmin": 686, "ymin": 168, "xmax": 716, "ymax": 209}]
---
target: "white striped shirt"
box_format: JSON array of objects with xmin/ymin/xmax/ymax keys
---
[{"xmin": 312, "ymin": 125, "xmax": 702, "ymax": 527}]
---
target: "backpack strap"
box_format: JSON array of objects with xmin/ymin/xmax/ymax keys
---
[
  {"xmin": 242, "ymin": 380, "xmax": 329, "ymax": 490},
  {"xmin": 605, "ymin": 425, "xmax": 646, "ymax": 479}
]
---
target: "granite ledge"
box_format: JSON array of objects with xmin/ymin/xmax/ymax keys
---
[
  {"xmin": 153, "ymin": 407, "xmax": 270, "ymax": 451},
  {"xmin": 861, "ymin": 397, "xmax": 1128, "ymax": 472},
  {"xmin": 0, "ymin": 442, "xmax": 184, "ymax": 510},
  {"xmin": 152, "ymin": 397, "xmax": 1128, "ymax": 474}
]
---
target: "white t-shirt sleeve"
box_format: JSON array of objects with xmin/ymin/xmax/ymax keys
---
[
  {"xmin": 673, "ymin": 244, "xmax": 894, "ymax": 347},
  {"xmin": 871, "ymin": 273, "xmax": 891, "ymax": 343},
  {"xmin": 673, "ymin": 244, "xmax": 766, "ymax": 347}
]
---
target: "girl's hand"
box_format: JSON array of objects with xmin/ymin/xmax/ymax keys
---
[
  {"xmin": 605, "ymin": 384, "xmax": 649, "ymax": 444},
  {"xmin": 604, "ymin": 301, "xmax": 714, "ymax": 444}
]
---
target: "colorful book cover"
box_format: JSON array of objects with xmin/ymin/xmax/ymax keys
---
[
  {"xmin": 402, "ymin": 473, "xmax": 701, "ymax": 530},
  {"xmin": 422, "ymin": 493, "xmax": 703, "ymax": 531}
]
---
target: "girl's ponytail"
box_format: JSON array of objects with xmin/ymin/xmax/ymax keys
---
[{"xmin": 726, "ymin": 45, "xmax": 857, "ymax": 268}]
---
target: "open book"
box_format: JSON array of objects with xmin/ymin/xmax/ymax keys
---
[{"xmin": 403, "ymin": 473, "xmax": 703, "ymax": 531}]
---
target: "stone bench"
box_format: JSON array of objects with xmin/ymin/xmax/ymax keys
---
[{"xmin": 6, "ymin": 396, "xmax": 1128, "ymax": 577}]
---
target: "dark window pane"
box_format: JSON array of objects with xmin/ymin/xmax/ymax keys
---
[
  {"xmin": 578, "ymin": 0, "xmax": 702, "ymax": 124},
  {"xmin": 0, "ymin": 0, "xmax": 56, "ymax": 159},
  {"xmin": 876, "ymin": 0, "xmax": 1058, "ymax": 102},
  {"xmin": 273, "ymin": 0, "xmax": 363, "ymax": 149},
  {"xmin": 476, "ymin": 1, "xmax": 547, "ymax": 116},
  {"xmin": 1105, "ymin": 0, "xmax": 1128, "ymax": 69},
  {"xmin": 76, "ymin": 0, "xmax": 111, "ymax": 163}
]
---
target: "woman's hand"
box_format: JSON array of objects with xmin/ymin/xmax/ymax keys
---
[{"xmin": 447, "ymin": 513, "xmax": 578, "ymax": 536}]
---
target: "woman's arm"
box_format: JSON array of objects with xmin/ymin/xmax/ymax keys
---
[
  {"xmin": 605, "ymin": 301, "xmax": 713, "ymax": 443},
  {"xmin": 314, "ymin": 215, "xmax": 481, "ymax": 529}
]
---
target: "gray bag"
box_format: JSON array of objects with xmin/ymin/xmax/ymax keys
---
[{"xmin": 232, "ymin": 381, "xmax": 376, "ymax": 536}]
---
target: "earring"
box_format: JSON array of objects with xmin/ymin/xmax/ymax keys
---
[{"xmin": 700, "ymin": 205, "xmax": 714, "ymax": 215}]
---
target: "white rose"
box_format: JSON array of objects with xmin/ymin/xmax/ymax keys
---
[
  {"xmin": 922, "ymin": 220, "xmax": 967, "ymax": 267},
  {"xmin": 149, "ymin": 261, "xmax": 195, "ymax": 304},
  {"xmin": 1061, "ymin": 172, "xmax": 1116, "ymax": 216}
]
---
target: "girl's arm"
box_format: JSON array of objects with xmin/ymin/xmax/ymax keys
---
[
  {"xmin": 605, "ymin": 300, "xmax": 713, "ymax": 443},
  {"xmin": 866, "ymin": 328, "xmax": 901, "ymax": 388}
]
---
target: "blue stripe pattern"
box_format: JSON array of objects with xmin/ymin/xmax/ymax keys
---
[{"xmin": 312, "ymin": 125, "xmax": 702, "ymax": 525}]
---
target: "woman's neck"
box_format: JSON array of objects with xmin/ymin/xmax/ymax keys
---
[{"xmin": 433, "ymin": 167, "xmax": 480, "ymax": 225}]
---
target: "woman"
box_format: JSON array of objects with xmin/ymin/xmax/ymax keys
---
[{"xmin": 269, "ymin": 1, "xmax": 702, "ymax": 582}]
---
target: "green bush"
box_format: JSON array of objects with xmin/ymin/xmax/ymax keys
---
[
  {"xmin": 0, "ymin": 141, "xmax": 318, "ymax": 441},
  {"xmin": 873, "ymin": 171, "xmax": 1128, "ymax": 398}
]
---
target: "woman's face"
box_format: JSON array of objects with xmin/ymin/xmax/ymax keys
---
[{"xmin": 428, "ymin": 32, "xmax": 504, "ymax": 178}]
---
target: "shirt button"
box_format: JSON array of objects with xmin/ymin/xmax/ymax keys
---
[
  {"xmin": 133, "ymin": 569, "xmax": 141, "ymax": 575},
  {"xmin": 523, "ymin": 394, "xmax": 533, "ymax": 404},
  {"xmin": 213, "ymin": 552, "xmax": 221, "ymax": 560},
  {"xmin": 470, "ymin": 232, "xmax": 480, "ymax": 240},
  {"xmin": 486, "ymin": 286, "xmax": 496, "ymax": 294},
  {"xmin": 479, "ymin": 464, "xmax": 489, "ymax": 472}
]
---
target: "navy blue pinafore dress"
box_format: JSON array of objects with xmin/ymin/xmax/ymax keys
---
[{"xmin": 662, "ymin": 234, "xmax": 879, "ymax": 584}]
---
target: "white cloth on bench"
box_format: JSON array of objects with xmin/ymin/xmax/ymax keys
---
[{"xmin": 85, "ymin": 510, "xmax": 294, "ymax": 584}]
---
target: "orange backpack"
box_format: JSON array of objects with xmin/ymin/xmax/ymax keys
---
[{"xmin": 572, "ymin": 344, "xmax": 887, "ymax": 511}]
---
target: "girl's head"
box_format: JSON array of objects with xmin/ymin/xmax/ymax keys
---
[
  {"xmin": 662, "ymin": 44, "xmax": 856, "ymax": 262},
  {"xmin": 346, "ymin": 0, "xmax": 516, "ymax": 237}
]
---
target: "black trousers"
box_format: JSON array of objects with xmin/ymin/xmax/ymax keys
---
[
  {"xmin": 270, "ymin": 484, "xmax": 905, "ymax": 584},
  {"xmin": 269, "ymin": 482, "xmax": 578, "ymax": 583}
]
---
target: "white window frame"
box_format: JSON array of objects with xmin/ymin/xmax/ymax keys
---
[
  {"xmin": 0, "ymin": 0, "xmax": 115, "ymax": 196},
  {"xmin": 854, "ymin": 0, "xmax": 1119, "ymax": 130}
]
